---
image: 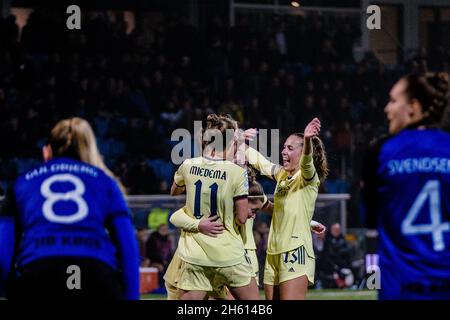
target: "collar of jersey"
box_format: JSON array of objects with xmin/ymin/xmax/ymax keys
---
[
  {"xmin": 287, "ymin": 168, "xmax": 302, "ymax": 180},
  {"xmin": 203, "ymin": 155, "xmax": 226, "ymax": 162},
  {"xmin": 47, "ymin": 157, "xmax": 80, "ymax": 164}
]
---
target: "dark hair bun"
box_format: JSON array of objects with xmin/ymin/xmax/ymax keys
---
[{"xmin": 404, "ymin": 72, "xmax": 449, "ymax": 124}]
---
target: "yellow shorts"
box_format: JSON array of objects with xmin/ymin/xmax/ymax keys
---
[
  {"xmin": 164, "ymin": 253, "xmax": 229, "ymax": 299},
  {"xmin": 245, "ymin": 249, "xmax": 259, "ymax": 285},
  {"xmin": 264, "ymin": 246, "xmax": 315, "ymax": 286},
  {"xmin": 165, "ymin": 281, "xmax": 179, "ymax": 300},
  {"xmin": 164, "ymin": 252, "xmax": 183, "ymax": 286},
  {"xmin": 177, "ymin": 255, "xmax": 253, "ymax": 293}
]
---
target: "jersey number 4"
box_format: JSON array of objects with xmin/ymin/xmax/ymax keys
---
[
  {"xmin": 401, "ymin": 180, "xmax": 450, "ymax": 252},
  {"xmin": 194, "ymin": 180, "xmax": 218, "ymax": 219},
  {"xmin": 40, "ymin": 174, "xmax": 89, "ymax": 224}
]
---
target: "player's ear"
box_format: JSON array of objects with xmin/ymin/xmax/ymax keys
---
[
  {"xmin": 409, "ymin": 98, "xmax": 424, "ymax": 119},
  {"xmin": 42, "ymin": 145, "xmax": 53, "ymax": 162}
]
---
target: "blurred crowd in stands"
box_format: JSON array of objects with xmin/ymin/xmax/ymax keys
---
[{"xmin": 1, "ymin": 9, "xmax": 449, "ymax": 289}]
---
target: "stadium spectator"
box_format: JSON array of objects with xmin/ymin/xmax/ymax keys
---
[
  {"xmin": 324, "ymin": 223, "xmax": 352, "ymax": 270},
  {"xmin": 319, "ymin": 223, "xmax": 355, "ymax": 288},
  {"xmin": 0, "ymin": 11, "xmax": 449, "ymax": 283}
]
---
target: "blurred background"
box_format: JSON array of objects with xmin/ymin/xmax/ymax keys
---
[{"xmin": 0, "ymin": 0, "xmax": 449, "ymax": 297}]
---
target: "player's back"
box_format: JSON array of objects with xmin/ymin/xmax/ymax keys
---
[
  {"xmin": 174, "ymin": 156, "xmax": 248, "ymax": 267},
  {"xmin": 376, "ymin": 128, "xmax": 450, "ymax": 299},
  {"xmin": 12, "ymin": 157, "xmax": 125, "ymax": 270}
]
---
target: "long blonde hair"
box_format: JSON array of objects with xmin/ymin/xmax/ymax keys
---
[{"xmin": 48, "ymin": 117, "xmax": 125, "ymax": 192}]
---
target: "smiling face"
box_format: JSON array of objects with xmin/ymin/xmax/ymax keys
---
[
  {"xmin": 384, "ymin": 79, "xmax": 412, "ymax": 135},
  {"xmin": 281, "ymin": 135, "xmax": 303, "ymax": 175}
]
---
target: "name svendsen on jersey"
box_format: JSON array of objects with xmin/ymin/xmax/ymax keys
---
[
  {"xmin": 388, "ymin": 157, "xmax": 450, "ymax": 176},
  {"xmin": 190, "ymin": 166, "xmax": 227, "ymax": 180}
]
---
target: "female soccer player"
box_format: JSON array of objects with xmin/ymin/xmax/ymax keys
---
[
  {"xmin": 169, "ymin": 113, "xmax": 260, "ymax": 300},
  {"xmin": 165, "ymin": 167, "xmax": 271, "ymax": 300},
  {"xmin": 244, "ymin": 117, "xmax": 328, "ymax": 300},
  {"xmin": 166, "ymin": 166, "xmax": 327, "ymax": 300},
  {"xmin": 0, "ymin": 117, "xmax": 139, "ymax": 300},
  {"xmin": 361, "ymin": 72, "xmax": 450, "ymax": 300}
]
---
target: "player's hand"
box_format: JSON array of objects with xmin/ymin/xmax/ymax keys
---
[
  {"xmin": 242, "ymin": 128, "xmax": 258, "ymax": 141},
  {"xmin": 198, "ymin": 215, "xmax": 225, "ymax": 237},
  {"xmin": 304, "ymin": 118, "xmax": 321, "ymax": 138},
  {"xmin": 311, "ymin": 221, "xmax": 326, "ymax": 234}
]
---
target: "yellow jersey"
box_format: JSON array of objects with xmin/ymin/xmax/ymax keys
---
[
  {"xmin": 247, "ymin": 147, "xmax": 319, "ymax": 257},
  {"xmin": 173, "ymin": 156, "xmax": 249, "ymax": 267},
  {"xmin": 170, "ymin": 207, "xmax": 257, "ymax": 251},
  {"xmin": 243, "ymin": 218, "xmax": 256, "ymax": 250}
]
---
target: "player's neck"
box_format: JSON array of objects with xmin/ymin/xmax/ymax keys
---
[
  {"xmin": 288, "ymin": 167, "xmax": 300, "ymax": 177},
  {"xmin": 203, "ymin": 150, "xmax": 226, "ymax": 160}
]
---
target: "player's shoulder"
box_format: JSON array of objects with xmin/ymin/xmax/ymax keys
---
[
  {"xmin": 384, "ymin": 127, "xmax": 450, "ymax": 149},
  {"xmin": 181, "ymin": 157, "xmax": 199, "ymax": 166},
  {"xmin": 14, "ymin": 163, "xmax": 42, "ymax": 188},
  {"xmin": 220, "ymin": 160, "xmax": 247, "ymax": 178},
  {"xmin": 17, "ymin": 157, "xmax": 108, "ymax": 186}
]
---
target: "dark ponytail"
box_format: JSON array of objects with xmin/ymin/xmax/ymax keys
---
[{"xmin": 403, "ymin": 72, "xmax": 449, "ymax": 126}]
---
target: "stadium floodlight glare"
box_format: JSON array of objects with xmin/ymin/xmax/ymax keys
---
[{"xmin": 291, "ymin": 1, "xmax": 300, "ymax": 7}]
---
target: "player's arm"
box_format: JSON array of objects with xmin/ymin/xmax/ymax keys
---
[
  {"xmin": 170, "ymin": 163, "xmax": 186, "ymax": 196},
  {"xmin": 106, "ymin": 182, "xmax": 140, "ymax": 300},
  {"xmin": 246, "ymin": 147, "xmax": 283, "ymax": 181},
  {"xmin": 234, "ymin": 196, "xmax": 249, "ymax": 225},
  {"xmin": 0, "ymin": 187, "xmax": 18, "ymax": 297},
  {"xmin": 170, "ymin": 181, "xmax": 185, "ymax": 196},
  {"xmin": 169, "ymin": 207, "xmax": 225, "ymax": 237},
  {"xmin": 242, "ymin": 128, "xmax": 283, "ymax": 180},
  {"xmin": 300, "ymin": 118, "xmax": 320, "ymax": 184},
  {"xmin": 233, "ymin": 168, "xmax": 250, "ymax": 225}
]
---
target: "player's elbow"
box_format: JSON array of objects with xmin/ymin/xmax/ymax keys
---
[{"xmin": 170, "ymin": 183, "xmax": 184, "ymax": 196}]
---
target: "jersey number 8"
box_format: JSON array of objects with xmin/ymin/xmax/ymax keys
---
[{"xmin": 40, "ymin": 174, "xmax": 89, "ymax": 224}]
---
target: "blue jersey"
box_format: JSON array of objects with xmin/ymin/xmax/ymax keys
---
[
  {"xmin": 362, "ymin": 127, "xmax": 450, "ymax": 299},
  {"xmin": 6, "ymin": 157, "xmax": 130, "ymax": 271}
]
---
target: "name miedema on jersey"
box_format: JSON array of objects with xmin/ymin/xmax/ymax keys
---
[
  {"xmin": 190, "ymin": 166, "xmax": 227, "ymax": 180},
  {"xmin": 25, "ymin": 163, "xmax": 99, "ymax": 180},
  {"xmin": 388, "ymin": 157, "xmax": 450, "ymax": 176}
]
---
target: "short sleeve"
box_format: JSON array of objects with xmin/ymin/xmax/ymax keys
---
[
  {"xmin": 173, "ymin": 162, "xmax": 186, "ymax": 187},
  {"xmin": 233, "ymin": 168, "xmax": 249, "ymax": 200}
]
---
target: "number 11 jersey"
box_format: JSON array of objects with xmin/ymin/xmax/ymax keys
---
[{"xmin": 173, "ymin": 156, "xmax": 249, "ymax": 267}]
